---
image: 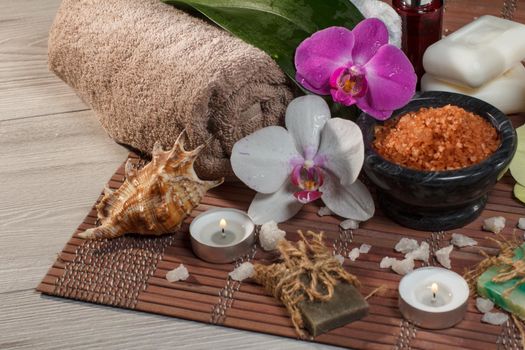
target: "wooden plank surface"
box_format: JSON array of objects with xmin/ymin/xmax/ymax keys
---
[{"xmin": 0, "ymin": 0, "xmax": 87, "ymax": 120}]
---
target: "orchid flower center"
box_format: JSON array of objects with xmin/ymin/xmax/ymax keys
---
[
  {"xmin": 304, "ymin": 159, "xmax": 315, "ymax": 168},
  {"xmin": 330, "ymin": 66, "xmax": 367, "ymax": 98},
  {"xmin": 290, "ymin": 163, "xmax": 324, "ymax": 204}
]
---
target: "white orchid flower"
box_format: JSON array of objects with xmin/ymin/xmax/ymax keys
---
[{"xmin": 231, "ymin": 95, "xmax": 375, "ymax": 224}]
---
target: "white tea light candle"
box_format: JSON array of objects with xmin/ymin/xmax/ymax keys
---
[
  {"xmin": 414, "ymin": 281, "xmax": 452, "ymax": 307},
  {"xmin": 399, "ymin": 267, "xmax": 469, "ymax": 329},
  {"xmin": 190, "ymin": 208, "xmax": 255, "ymax": 263}
]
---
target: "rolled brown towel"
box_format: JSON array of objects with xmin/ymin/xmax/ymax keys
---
[{"xmin": 48, "ymin": 0, "xmax": 294, "ymax": 180}]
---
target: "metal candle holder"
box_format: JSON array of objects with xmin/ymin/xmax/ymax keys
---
[
  {"xmin": 398, "ymin": 267, "xmax": 469, "ymax": 329},
  {"xmin": 189, "ymin": 208, "xmax": 255, "ymax": 264}
]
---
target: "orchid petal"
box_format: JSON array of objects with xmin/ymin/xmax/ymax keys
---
[
  {"xmin": 294, "ymin": 190, "xmax": 323, "ymax": 204},
  {"xmin": 351, "ymin": 0, "xmax": 401, "ymax": 47},
  {"xmin": 331, "ymin": 88, "xmax": 357, "ymax": 106},
  {"xmin": 329, "ymin": 67, "xmax": 347, "ymax": 89},
  {"xmin": 285, "ymin": 95, "xmax": 331, "ymax": 159},
  {"xmin": 290, "ymin": 164, "xmax": 302, "ymax": 187},
  {"xmin": 231, "ymin": 126, "xmax": 300, "ymax": 194},
  {"xmin": 317, "ymin": 118, "xmax": 364, "ymax": 187},
  {"xmin": 295, "ymin": 72, "xmax": 331, "ymax": 95},
  {"xmin": 295, "ymin": 27, "xmax": 355, "ymax": 94},
  {"xmin": 360, "ymin": 44, "xmax": 417, "ymax": 119},
  {"xmin": 248, "ymin": 182, "xmax": 304, "ymax": 224},
  {"xmin": 351, "ymin": 18, "xmax": 389, "ymax": 66},
  {"xmin": 321, "ymin": 175, "xmax": 374, "ymax": 221}
]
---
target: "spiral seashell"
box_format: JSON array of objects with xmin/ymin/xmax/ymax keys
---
[{"xmin": 78, "ymin": 131, "xmax": 223, "ymax": 239}]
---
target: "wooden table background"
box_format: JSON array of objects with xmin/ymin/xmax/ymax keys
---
[{"xmin": 1, "ymin": 1, "xmax": 524, "ymax": 349}]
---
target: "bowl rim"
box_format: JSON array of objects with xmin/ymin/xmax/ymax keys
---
[{"xmin": 357, "ymin": 91, "xmax": 517, "ymax": 181}]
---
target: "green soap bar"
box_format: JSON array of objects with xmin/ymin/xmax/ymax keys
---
[
  {"xmin": 477, "ymin": 244, "xmax": 525, "ymax": 319},
  {"xmin": 298, "ymin": 282, "xmax": 369, "ymax": 337}
]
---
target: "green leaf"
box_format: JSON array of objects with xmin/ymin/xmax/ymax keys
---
[
  {"xmin": 510, "ymin": 124, "xmax": 525, "ymax": 185},
  {"xmin": 326, "ymin": 98, "xmax": 359, "ymax": 120},
  {"xmin": 514, "ymin": 183, "xmax": 525, "ymax": 204},
  {"xmin": 161, "ymin": 0, "xmax": 364, "ymax": 90}
]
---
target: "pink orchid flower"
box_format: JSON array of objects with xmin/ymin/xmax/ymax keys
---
[
  {"xmin": 295, "ymin": 18, "xmax": 417, "ymax": 120},
  {"xmin": 231, "ymin": 95, "xmax": 374, "ymax": 224}
]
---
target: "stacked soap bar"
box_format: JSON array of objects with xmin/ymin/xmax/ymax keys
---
[
  {"xmin": 477, "ymin": 244, "xmax": 525, "ymax": 320},
  {"xmin": 422, "ymin": 16, "xmax": 525, "ymax": 114},
  {"xmin": 422, "ymin": 65, "xmax": 525, "ymax": 115}
]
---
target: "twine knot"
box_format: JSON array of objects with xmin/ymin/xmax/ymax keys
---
[{"xmin": 253, "ymin": 230, "xmax": 359, "ymax": 337}]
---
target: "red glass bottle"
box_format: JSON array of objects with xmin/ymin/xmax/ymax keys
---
[{"xmin": 393, "ymin": 0, "xmax": 444, "ymax": 87}]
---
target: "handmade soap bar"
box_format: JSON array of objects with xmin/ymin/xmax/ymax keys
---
[
  {"xmin": 423, "ymin": 16, "xmax": 525, "ymax": 88},
  {"xmin": 421, "ymin": 64, "xmax": 525, "ymax": 114},
  {"xmin": 298, "ymin": 282, "xmax": 369, "ymax": 337},
  {"xmin": 477, "ymin": 245, "xmax": 525, "ymax": 320}
]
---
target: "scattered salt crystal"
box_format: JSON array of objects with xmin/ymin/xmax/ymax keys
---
[
  {"xmin": 259, "ymin": 220, "xmax": 286, "ymax": 251},
  {"xmin": 395, "ymin": 237, "xmax": 419, "ymax": 254},
  {"xmin": 451, "ymin": 233, "xmax": 478, "ymax": 248},
  {"xmin": 348, "ymin": 248, "xmax": 360, "ymax": 261},
  {"xmin": 435, "ymin": 245, "xmax": 454, "ymax": 269},
  {"xmin": 334, "ymin": 254, "xmax": 345, "ymax": 265},
  {"xmin": 380, "ymin": 256, "xmax": 396, "ymax": 269},
  {"xmin": 359, "ymin": 243, "xmax": 372, "ymax": 254},
  {"xmin": 229, "ymin": 262, "xmax": 255, "ymax": 281},
  {"xmin": 518, "ymin": 218, "xmax": 525, "ymax": 230},
  {"xmin": 481, "ymin": 312, "xmax": 509, "ymax": 325},
  {"xmin": 340, "ymin": 219, "xmax": 359, "ymax": 230},
  {"xmin": 391, "ymin": 258, "xmax": 414, "ymax": 275},
  {"xmin": 166, "ymin": 264, "xmax": 189, "ymax": 282},
  {"xmin": 483, "ymin": 216, "xmax": 506, "ymax": 234},
  {"xmin": 406, "ymin": 241, "xmax": 430, "ymax": 263},
  {"xmin": 476, "ymin": 297, "xmax": 494, "ymax": 314},
  {"xmin": 318, "ymin": 206, "xmax": 333, "ymax": 217}
]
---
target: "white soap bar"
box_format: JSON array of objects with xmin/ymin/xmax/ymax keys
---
[
  {"xmin": 421, "ymin": 64, "xmax": 525, "ymax": 114},
  {"xmin": 423, "ymin": 15, "xmax": 525, "ymax": 88}
]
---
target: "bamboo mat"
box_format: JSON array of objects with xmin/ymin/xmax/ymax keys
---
[{"xmin": 38, "ymin": 141, "xmax": 525, "ymax": 350}]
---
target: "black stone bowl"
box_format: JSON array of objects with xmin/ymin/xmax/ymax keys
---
[{"xmin": 357, "ymin": 91, "xmax": 517, "ymax": 231}]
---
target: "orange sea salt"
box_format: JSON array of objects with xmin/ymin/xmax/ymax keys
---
[{"xmin": 373, "ymin": 105, "xmax": 500, "ymax": 171}]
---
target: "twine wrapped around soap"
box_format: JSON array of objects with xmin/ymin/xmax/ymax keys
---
[
  {"xmin": 253, "ymin": 230, "xmax": 359, "ymax": 337},
  {"xmin": 464, "ymin": 234, "xmax": 525, "ymax": 346},
  {"xmin": 464, "ymin": 235, "xmax": 524, "ymax": 297}
]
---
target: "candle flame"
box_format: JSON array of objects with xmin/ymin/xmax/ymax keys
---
[
  {"xmin": 219, "ymin": 218, "xmax": 227, "ymax": 229},
  {"xmin": 431, "ymin": 282, "xmax": 439, "ymax": 294}
]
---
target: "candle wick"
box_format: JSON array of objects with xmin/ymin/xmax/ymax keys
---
[{"xmin": 221, "ymin": 228, "xmax": 226, "ymax": 238}]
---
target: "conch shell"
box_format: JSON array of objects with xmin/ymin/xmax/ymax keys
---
[{"xmin": 79, "ymin": 132, "xmax": 223, "ymax": 240}]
